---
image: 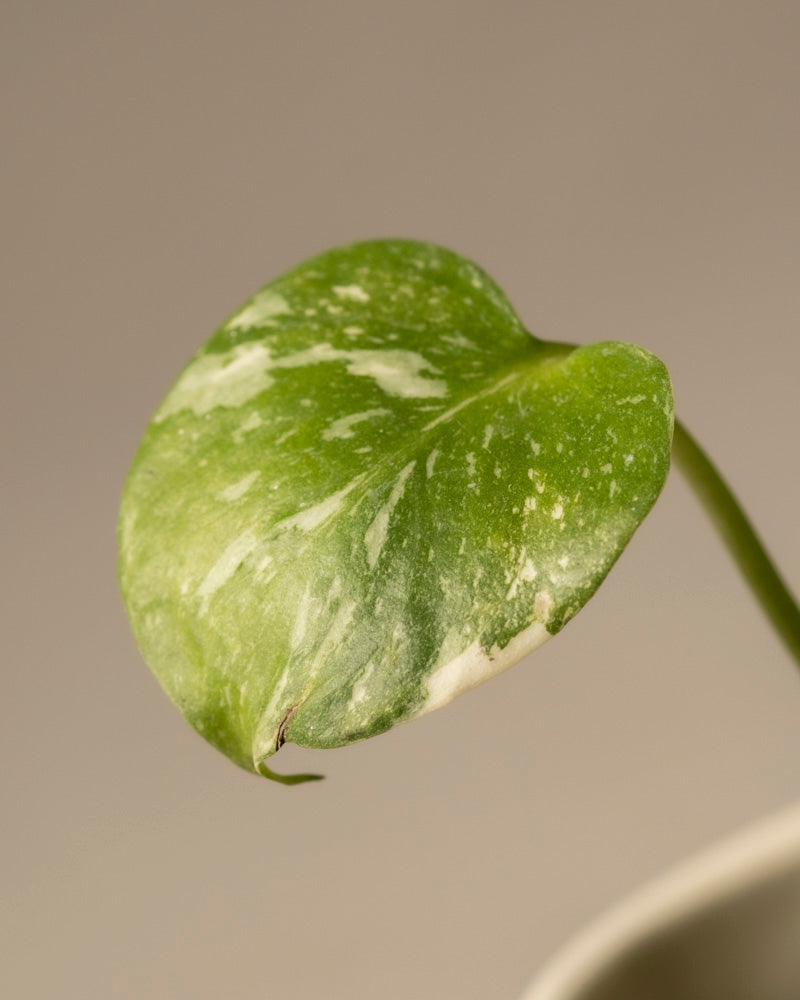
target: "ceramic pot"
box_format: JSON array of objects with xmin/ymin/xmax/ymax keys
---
[{"xmin": 520, "ymin": 804, "xmax": 800, "ymax": 1000}]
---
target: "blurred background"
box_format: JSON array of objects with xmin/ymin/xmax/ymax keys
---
[{"xmin": 3, "ymin": 2, "xmax": 799, "ymax": 998}]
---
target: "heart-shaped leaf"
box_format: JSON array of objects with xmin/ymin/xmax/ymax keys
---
[{"xmin": 118, "ymin": 240, "xmax": 673, "ymax": 780}]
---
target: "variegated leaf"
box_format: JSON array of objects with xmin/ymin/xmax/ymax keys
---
[{"xmin": 118, "ymin": 240, "xmax": 673, "ymax": 781}]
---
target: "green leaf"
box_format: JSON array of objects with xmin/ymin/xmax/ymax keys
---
[{"xmin": 118, "ymin": 240, "xmax": 673, "ymax": 779}]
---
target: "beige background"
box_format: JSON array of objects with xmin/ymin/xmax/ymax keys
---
[{"xmin": 4, "ymin": 2, "xmax": 800, "ymax": 998}]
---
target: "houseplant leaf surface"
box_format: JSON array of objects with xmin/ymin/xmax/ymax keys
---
[{"xmin": 118, "ymin": 240, "xmax": 673, "ymax": 776}]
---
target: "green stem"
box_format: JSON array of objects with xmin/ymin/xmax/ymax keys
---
[{"xmin": 672, "ymin": 420, "xmax": 800, "ymax": 667}]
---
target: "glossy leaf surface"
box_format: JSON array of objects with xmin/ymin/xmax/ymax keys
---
[{"xmin": 118, "ymin": 241, "xmax": 673, "ymax": 777}]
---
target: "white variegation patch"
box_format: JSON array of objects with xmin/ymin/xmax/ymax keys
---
[
  {"xmin": 227, "ymin": 289, "xmax": 291, "ymax": 330},
  {"xmin": 196, "ymin": 529, "xmax": 259, "ymax": 613},
  {"xmin": 421, "ymin": 619, "xmax": 551, "ymax": 716},
  {"xmin": 156, "ymin": 343, "xmax": 274, "ymax": 422},
  {"xmin": 158, "ymin": 341, "xmax": 448, "ymax": 424},
  {"xmin": 276, "ymin": 476, "xmax": 365, "ymax": 533},
  {"xmin": 364, "ymin": 461, "xmax": 416, "ymax": 568},
  {"xmin": 308, "ymin": 600, "xmax": 357, "ymax": 676},
  {"xmin": 269, "ymin": 343, "xmax": 448, "ymax": 398},
  {"xmin": 291, "ymin": 584, "xmax": 314, "ymax": 650},
  {"xmin": 505, "ymin": 555, "xmax": 538, "ymax": 600},
  {"xmin": 322, "ymin": 408, "xmax": 390, "ymax": 441},
  {"xmin": 232, "ymin": 411, "xmax": 263, "ymax": 443},
  {"xmin": 347, "ymin": 661, "xmax": 376, "ymax": 709},
  {"xmin": 343, "ymin": 350, "xmax": 447, "ymax": 398},
  {"xmin": 534, "ymin": 591, "xmax": 554, "ymax": 620},
  {"xmin": 219, "ymin": 470, "xmax": 261, "ymax": 501},
  {"xmin": 442, "ymin": 331, "xmax": 479, "ymax": 351}
]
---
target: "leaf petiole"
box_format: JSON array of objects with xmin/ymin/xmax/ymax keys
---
[{"xmin": 672, "ymin": 420, "xmax": 800, "ymax": 667}]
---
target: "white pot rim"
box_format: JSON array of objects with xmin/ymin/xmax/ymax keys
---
[{"xmin": 519, "ymin": 801, "xmax": 800, "ymax": 1000}]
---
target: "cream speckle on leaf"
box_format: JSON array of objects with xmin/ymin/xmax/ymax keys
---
[{"xmin": 332, "ymin": 284, "xmax": 371, "ymax": 303}]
